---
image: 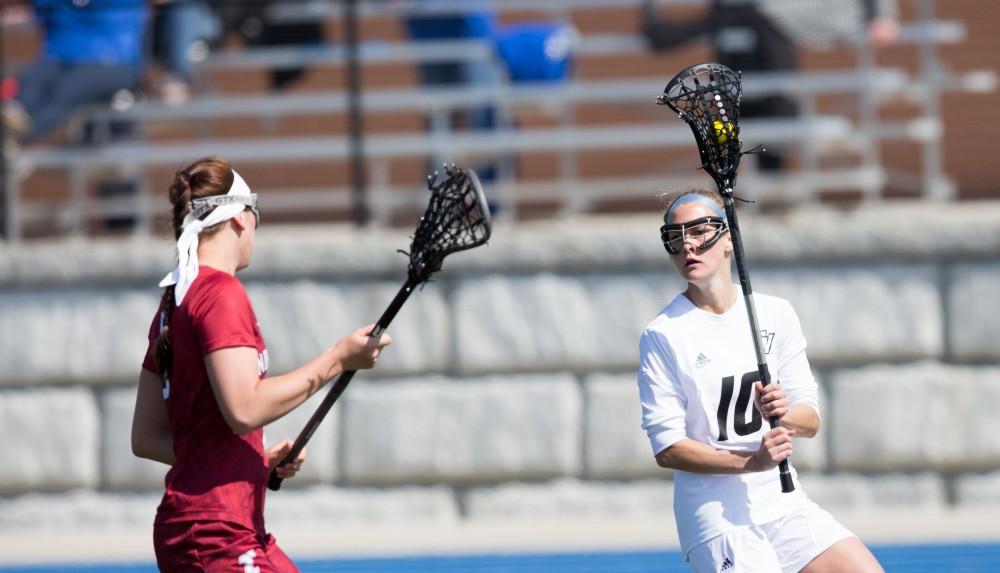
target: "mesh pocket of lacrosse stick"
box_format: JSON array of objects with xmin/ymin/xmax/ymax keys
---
[
  {"xmin": 405, "ymin": 164, "xmax": 492, "ymax": 283},
  {"xmin": 657, "ymin": 63, "xmax": 744, "ymax": 193}
]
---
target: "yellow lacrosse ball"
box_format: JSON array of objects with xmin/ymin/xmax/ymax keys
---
[{"xmin": 713, "ymin": 120, "xmax": 734, "ymax": 143}]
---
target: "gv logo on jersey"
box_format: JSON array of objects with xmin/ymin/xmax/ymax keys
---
[{"xmin": 759, "ymin": 329, "xmax": 775, "ymax": 355}]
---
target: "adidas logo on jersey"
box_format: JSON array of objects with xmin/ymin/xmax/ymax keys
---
[
  {"xmin": 694, "ymin": 352, "xmax": 711, "ymax": 368},
  {"xmin": 720, "ymin": 557, "xmax": 734, "ymax": 571}
]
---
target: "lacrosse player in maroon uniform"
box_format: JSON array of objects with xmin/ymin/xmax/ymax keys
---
[{"xmin": 131, "ymin": 156, "xmax": 391, "ymax": 572}]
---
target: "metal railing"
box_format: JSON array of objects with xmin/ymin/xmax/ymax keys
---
[{"xmin": 0, "ymin": 0, "xmax": 994, "ymax": 239}]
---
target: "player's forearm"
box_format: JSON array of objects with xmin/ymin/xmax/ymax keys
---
[
  {"xmin": 778, "ymin": 403, "xmax": 820, "ymax": 438},
  {"xmin": 655, "ymin": 438, "xmax": 758, "ymax": 474},
  {"xmin": 243, "ymin": 346, "xmax": 346, "ymax": 430},
  {"xmin": 209, "ymin": 345, "xmax": 351, "ymax": 434}
]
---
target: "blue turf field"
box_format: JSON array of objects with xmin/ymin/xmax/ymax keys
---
[{"xmin": 1, "ymin": 543, "xmax": 999, "ymax": 573}]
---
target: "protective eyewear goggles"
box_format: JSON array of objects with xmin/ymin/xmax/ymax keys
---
[
  {"xmin": 660, "ymin": 215, "xmax": 728, "ymax": 255},
  {"xmin": 189, "ymin": 193, "xmax": 260, "ymax": 228}
]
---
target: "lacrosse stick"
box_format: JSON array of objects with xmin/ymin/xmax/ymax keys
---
[
  {"xmin": 268, "ymin": 165, "xmax": 492, "ymax": 491},
  {"xmin": 657, "ymin": 62, "xmax": 794, "ymax": 493}
]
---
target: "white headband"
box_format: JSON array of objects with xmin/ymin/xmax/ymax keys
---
[{"xmin": 158, "ymin": 169, "xmax": 256, "ymax": 305}]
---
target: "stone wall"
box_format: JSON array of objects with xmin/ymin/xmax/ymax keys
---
[{"xmin": 1, "ymin": 201, "xmax": 999, "ymax": 535}]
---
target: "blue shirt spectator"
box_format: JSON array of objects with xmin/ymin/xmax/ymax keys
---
[
  {"xmin": 404, "ymin": 8, "xmax": 495, "ymax": 42},
  {"xmin": 4, "ymin": 0, "xmax": 149, "ymax": 145},
  {"xmin": 401, "ymin": 1, "xmax": 499, "ymax": 186},
  {"xmin": 34, "ymin": 0, "xmax": 147, "ymax": 70}
]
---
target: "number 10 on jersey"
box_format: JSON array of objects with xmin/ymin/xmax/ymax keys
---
[{"xmin": 716, "ymin": 370, "xmax": 764, "ymax": 442}]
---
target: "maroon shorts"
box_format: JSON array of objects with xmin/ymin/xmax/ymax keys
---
[{"xmin": 153, "ymin": 520, "xmax": 299, "ymax": 572}]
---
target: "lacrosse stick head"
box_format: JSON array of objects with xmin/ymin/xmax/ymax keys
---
[
  {"xmin": 406, "ymin": 164, "xmax": 492, "ymax": 283},
  {"xmin": 657, "ymin": 62, "xmax": 743, "ymax": 195}
]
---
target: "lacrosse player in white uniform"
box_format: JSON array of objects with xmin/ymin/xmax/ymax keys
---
[{"xmin": 637, "ymin": 189, "xmax": 883, "ymax": 573}]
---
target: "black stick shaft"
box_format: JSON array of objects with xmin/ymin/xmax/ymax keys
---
[
  {"xmin": 723, "ymin": 194, "xmax": 795, "ymax": 493},
  {"xmin": 268, "ymin": 278, "xmax": 418, "ymax": 491}
]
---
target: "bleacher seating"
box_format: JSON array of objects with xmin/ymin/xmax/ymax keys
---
[{"xmin": 1, "ymin": 0, "xmax": 996, "ymax": 239}]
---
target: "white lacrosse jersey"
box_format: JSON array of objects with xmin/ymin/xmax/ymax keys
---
[{"xmin": 636, "ymin": 290, "xmax": 820, "ymax": 555}]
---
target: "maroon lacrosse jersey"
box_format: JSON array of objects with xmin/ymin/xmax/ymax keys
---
[{"xmin": 141, "ymin": 266, "xmax": 271, "ymax": 533}]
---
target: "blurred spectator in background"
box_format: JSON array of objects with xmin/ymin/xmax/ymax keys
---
[
  {"xmin": 400, "ymin": 0, "xmax": 500, "ymax": 183},
  {"xmin": 2, "ymin": 0, "xmax": 148, "ymax": 150},
  {"xmin": 399, "ymin": 1, "xmax": 579, "ymax": 215},
  {"xmin": 149, "ymin": 0, "xmax": 323, "ymax": 100},
  {"xmin": 495, "ymin": 21, "xmax": 580, "ymax": 86},
  {"xmin": 149, "ymin": 0, "xmax": 220, "ymax": 106},
  {"xmin": 216, "ymin": 0, "xmax": 325, "ymax": 92},
  {"xmin": 642, "ymin": 0, "xmax": 898, "ymax": 172},
  {"xmin": 403, "ymin": 1, "xmax": 497, "ymax": 128}
]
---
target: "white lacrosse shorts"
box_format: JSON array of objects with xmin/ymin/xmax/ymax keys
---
[{"xmin": 686, "ymin": 500, "xmax": 854, "ymax": 573}]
